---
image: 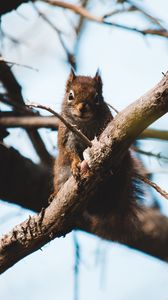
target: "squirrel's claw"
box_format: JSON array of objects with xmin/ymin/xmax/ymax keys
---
[
  {"xmin": 71, "ymin": 159, "xmax": 90, "ymax": 180},
  {"xmin": 71, "ymin": 159, "xmax": 81, "ymax": 180}
]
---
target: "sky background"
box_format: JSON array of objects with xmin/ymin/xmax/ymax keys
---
[{"xmin": 0, "ymin": 0, "xmax": 168, "ymax": 299}]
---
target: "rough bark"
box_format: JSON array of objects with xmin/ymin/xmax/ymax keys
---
[
  {"xmin": 1, "ymin": 145, "xmax": 168, "ymax": 262},
  {"xmin": 0, "ymin": 72, "xmax": 168, "ymax": 273}
]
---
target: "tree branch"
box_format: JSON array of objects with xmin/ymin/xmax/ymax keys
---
[
  {"xmin": 139, "ymin": 129, "xmax": 168, "ymax": 141},
  {"xmin": 26, "ymin": 102, "xmax": 92, "ymax": 147},
  {"xmin": 0, "ymin": 115, "xmax": 59, "ymax": 129},
  {"xmin": 0, "ymin": 58, "xmax": 53, "ymax": 166},
  {"xmin": 133, "ymin": 146, "xmax": 168, "ymax": 162},
  {"xmin": 0, "ymin": 143, "xmax": 50, "ymax": 211},
  {"xmin": 1, "ymin": 145, "xmax": 168, "ymax": 262},
  {"xmin": 1, "ymin": 111, "xmax": 167, "ymax": 142},
  {"xmin": 0, "ymin": 72, "xmax": 168, "ymax": 273},
  {"xmin": 138, "ymin": 174, "xmax": 168, "ymax": 200},
  {"xmin": 1, "ymin": 0, "xmax": 168, "ymax": 40},
  {"xmin": 42, "ymin": 0, "xmax": 168, "ymax": 38}
]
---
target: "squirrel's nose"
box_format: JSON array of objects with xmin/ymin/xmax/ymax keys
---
[
  {"xmin": 78, "ymin": 103, "xmax": 89, "ymax": 113},
  {"xmin": 80, "ymin": 105, "xmax": 87, "ymax": 113}
]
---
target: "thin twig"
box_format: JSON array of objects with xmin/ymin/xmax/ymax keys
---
[
  {"xmin": 33, "ymin": 4, "xmax": 76, "ymax": 68},
  {"xmin": 103, "ymin": 6, "xmax": 136, "ymax": 19},
  {"xmin": 126, "ymin": 0, "xmax": 167, "ymax": 31},
  {"xmin": 106, "ymin": 102, "xmax": 119, "ymax": 114},
  {"xmin": 0, "ymin": 94, "xmax": 39, "ymax": 115},
  {"xmin": 0, "ymin": 57, "xmax": 38, "ymax": 72},
  {"xmin": 42, "ymin": 0, "xmax": 168, "ymax": 38},
  {"xmin": 133, "ymin": 146, "xmax": 168, "ymax": 162},
  {"xmin": 26, "ymin": 102, "xmax": 92, "ymax": 147},
  {"xmin": 138, "ymin": 174, "xmax": 168, "ymax": 200}
]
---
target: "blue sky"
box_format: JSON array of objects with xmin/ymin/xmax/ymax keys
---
[{"xmin": 0, "ymin": 1, "xmax": 168, "ymax": 299}]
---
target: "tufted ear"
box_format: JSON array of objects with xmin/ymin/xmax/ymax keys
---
[
  {"xmin": 94, "ymin": 69, "xmax": 103, "ymax": 92},
  {"xmin": 66, "ymin": 68, "xmax": 76, "ymax": 91},
  {"xmin": 69, "ymin": 68, "xmax": 76, "ymax": 81}
]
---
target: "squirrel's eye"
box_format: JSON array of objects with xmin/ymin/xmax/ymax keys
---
[{"xmin": 68, "ymin": 90, "xmax": 74, "ymax": 102}]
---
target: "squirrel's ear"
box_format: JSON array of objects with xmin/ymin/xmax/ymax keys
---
[
  {"xmin": 66, "ymin": 68, "xmax": 76, "ymax": 90},
  {"xmin": 68, "ymin": 68, "xmax": 76, "ymax": 82},
  {"xmin": 94, "ymin": 69, "xmax": 102, "ymax": 91}
]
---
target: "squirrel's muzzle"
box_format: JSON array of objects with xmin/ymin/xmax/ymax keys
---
[{"xmin": 74, "ymin": 102, "xmax": 92, "ymax": 118}]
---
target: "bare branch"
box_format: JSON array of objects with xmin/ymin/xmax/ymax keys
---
[
  {"xmin": 0, "ymin": 58, "xmax": 53, "ymax": 165},
  {"xmin": 0, "ymin": 143, "xmax": 50, "ymax": 211},
  {"xmin": 103, "ymin": 6, "xmax": 136, "ymax": 19},
  {"xmin": 139, "ymin": 129, "xmax": 168, "ymax": 141},
  {"xmin": 0, "ymin": 56, "xmax": 38, "ymax": 72},
  {"xmin": 133, "ymin": 146, "xmax": 168, "ymax": 162},
  {"xmin": 1, "ymin": 144, "xmax": 168, "ymax": 261},
  {"xmin": 138, "ymin": 174, "xmax": 168, "ymax": 200},
  {"xmin": 126, "ymin": 0, "xmax": 166, "ymax": 31},
  {"xmin": 33, "ymin": 4, "xmax": 76, "ymax": 69},
  {"xmin": 0, "ymin": 115, "xmax": 59, "ymax": 129},
  {"xmin": 1, "ymin": 100, "xmax": 167, "ymax": 143},
  {"xmin": 1, "ymin": 0, "xmax": 168, "ymax": 39},
  {"xmin": 42, "ymin": 0, "xmax": 168, "ymax": 38}
]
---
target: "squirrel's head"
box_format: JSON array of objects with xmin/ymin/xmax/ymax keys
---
[{"xmin": 63, "ymin": 69, "xmax": 104, "ymax": 121}]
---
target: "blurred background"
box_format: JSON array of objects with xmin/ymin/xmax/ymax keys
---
[{"xmin": 0, "ymin": 0, "xmax": 168, "ymax": 299}]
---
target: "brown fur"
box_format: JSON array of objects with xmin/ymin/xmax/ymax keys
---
[{"xmin": 53, "ymin": 70, "xmax": 142, "ymax": 238}]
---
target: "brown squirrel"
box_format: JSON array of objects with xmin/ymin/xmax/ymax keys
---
[{"xmin": 53, "ymin": 69, "xmax": 142, "ymax": 234}]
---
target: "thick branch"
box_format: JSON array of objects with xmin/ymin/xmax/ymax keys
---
[
  {"xmin": 1, "ymin": 114, "xmax": 167, "ymax": 143},
  {"xmin": 139, "ymin": 129, "xmax": 168, "ymax": 141},
  {"xmin": 0, "ymin": 72, "xmax": 168, "ymax": 273},
  {"xmin": 0, "ymin": 115, "xmax": 59, "ymax": 129},
  {"xmin": 1, "ymin": 146, "xmax": 168, "ymax": 262},
  {"xmin": 0, "ymin": 59, "xmax": 53, "ymax": 166},
  {"xmin": 0, "ymin": 143, "xmax": 50, "ymax": 211}
]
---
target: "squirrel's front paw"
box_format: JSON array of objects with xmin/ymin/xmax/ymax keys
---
[
  {"xmin": 80, "ymin": 160, "xmax": 90, "ymax": 177},
  {"xmin": 71, "ymin": 159, "xmax": 90, "ymax": 180},
  {"xmin": 71, "ymin": 159, "xmax": 81, "ymax": 180}
]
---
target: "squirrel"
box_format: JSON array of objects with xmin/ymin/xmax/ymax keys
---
[{"xmin": 53, "ymin": 69, "xmax": 142, "ymax": 237}]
